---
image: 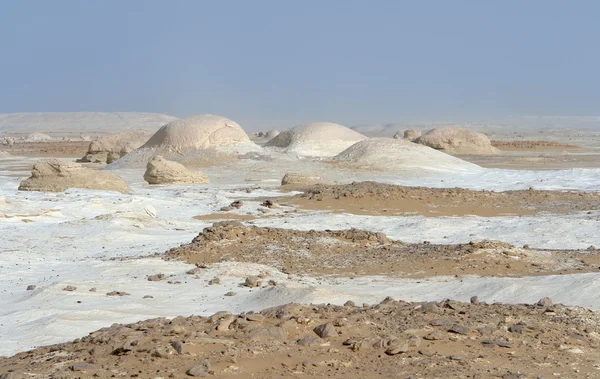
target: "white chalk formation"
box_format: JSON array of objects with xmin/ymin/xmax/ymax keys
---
[
  {"xmin": 415, "ymin": 126, "xmax": 500, "ymax": 155},
  {"xmin": 18, "ymin": 159, "xmax": 131, "ymax": 193},
  {"xmin": 144, "ymin": 156, "xmax": 209, "ymax": 185},
  {"xmin": 265, "ymin": 122, "xmax": 367, "ymax": 157}
]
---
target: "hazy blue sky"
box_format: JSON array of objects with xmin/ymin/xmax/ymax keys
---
[{"xmin": 1, "ymin": 0, "xmax": 598, "ymax": 128}]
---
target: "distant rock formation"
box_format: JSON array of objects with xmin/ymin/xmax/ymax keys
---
[
  {"xmin": 78, "ymin": 132, "xmax": 151, "ymax": 164},
  {"xmin": 144, "ymin": 156, "xmax": 209, "ymax": 185},
  {"xmin": 265, "ymin": 122, "xmax": 367, "ymax": 157},
  {"xmin": 108, "ymin": 114, "xmax": 262, "ymax": 168},
  {"xmin": 19, "ymin": 159, "xmax": 131, "ymax": 193},
  {"xmin": 415, "ymin": 126, "xmax": 500, "ymax": 155}
]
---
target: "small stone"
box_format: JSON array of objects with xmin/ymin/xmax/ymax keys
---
[
  {"xmin": 147, "ymin": 273, "xmax": 166, "ymax": 281},
  {"xmin": 151, "ymin": 346, "xmax": 174, "ymax": 358},
  {"xmin": 63, "ymin": 285, "xmax": 77, "ymax": 292},
  {"xmin": 224, "ymin": 291, "xmax": 237, "ymax": 296},
  {"xmin": 246, "ymin": 313, "xmax": 265, "ymax": 322},
  {"xmin": 508, "ymin": 324, "xmax": 527, "ymax": 334},
  {"xmin": 385, "ymin": 343, "xmax": 409, "ymax": 355},
  {"xmin": 171, "ymin": 340, "xmax": 183, "ymax": 354},
  {"xmin": 216, "ymin": 316, "xmax": 235, "ymax": 331},
  {"xmin": 26, "ymin": 285, "xmax": 36, "ymax": 291},
  {"xmin": 209, "ymin": 311, "xmax": 232, "ymax": 322},
  {"xmin": 482, "ymin": 340, "xmax": 512, "ymax": 348},
  {"xmin": 89, "ymin": 288, "xmax": 96, "ymax": 292},
  {"xmin": 313, "ymin": 323, "xmax": 337, "ymax": 338},
  {"xmin": 187, "ymin": 359, "xmax": 211, "ymax": 377},
  {"xmin": 244, "ymin": 276, "xmax": 260, "ymax": 288},
  {"xmin": 208, "ymin": 278, "xmax": 220, "ymax": 285},
  {"xmin": 344, "ymin": 300, "xmax": 355, "ymax": 307},
  {"xmin": 297, "ymin": 335, "xmax": 321, "ymax": 346},
  {"xmin": 424, "ymin": 331, "xmax": 444, "ymax": 340},
  {"xmin": 171, "ymin": 325, "xmax": 186, "ymax": 334},
  {"xmin": 477, "ymin": 327, "xmax": 495, "ymax": 336},
  {"xmin": 537, "ymin": 297, "xmax": 553, "ymax": 307},
  {"xmin": 420, "ymin": 302, "xmax": 438, "ymax": 313},
  {"xmin": 70, "ymin": 363, "xmax": 96, "ymax": 372},
  {"xmin": 143, "ymin": 295, "xmax": 153, "ymax": 299},
  {"xmin": 407, "ymin": 336, "xmax": 422, "ymax": 348},
  {"xmin": 470, "ymin": 296, "xmax": 479, "ymax": 305},
  {"xmin": 187, "ymin": 267, "xmax": 202, "ymax": 275},
  {"xmin": 448, "ymin": 324, "xmax": 471, "ymax": 335},
  {"xmin": 106, "ymin": 291, "xmax": 130, "ymax": 296},
  {"xmin": 230, "ymin": 200, "xmax": 243, "ymax": 209}
]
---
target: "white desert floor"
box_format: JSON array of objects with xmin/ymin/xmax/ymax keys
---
[{"xmin": 1, "ymin": 155, "xmax": 600, "ymax": 357}]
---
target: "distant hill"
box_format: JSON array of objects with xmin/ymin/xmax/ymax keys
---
[{"xmin": 0, "ymin": 112, "xmax": 178, "ymax": 137}]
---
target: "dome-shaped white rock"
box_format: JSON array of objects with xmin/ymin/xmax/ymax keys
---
[{"xmin": 265, "ymin": 122, "xmax": 367, "ymax": 157}]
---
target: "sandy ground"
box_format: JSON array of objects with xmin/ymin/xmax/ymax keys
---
[
  {"xmin": 490, "ymin": 140, "xmax": 581, "ymax": 151},
  {"xmin": 1, "ymin": 141, "xmax": 90, "ymax": 158},
  {"xmin": 1, "ymin": 299, "xmax": 599, "ymax": 378},
  {"xmin": 166, "ymin": 222, "xmax": 600, "ymax": 279},
  {"xmin": 273, "ymin": 182, "xmax": 600, "ymax": 217},
  {"xmin": 2, "ymin": 136, "xmax": 600, "ymax": 378}
]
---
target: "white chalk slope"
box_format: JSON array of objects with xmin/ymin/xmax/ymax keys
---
[
  {"xmin": 333, "ymin": 138, "xmax": 480, "ymax": 173},
  {"xmin": 266, "ymin": 122, "xmax": 367, "ymax": 157}
]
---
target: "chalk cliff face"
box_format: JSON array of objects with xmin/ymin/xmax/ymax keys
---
[{"xmin": 18, "ymin": 159, "xmax": 131, "ymax": 193}]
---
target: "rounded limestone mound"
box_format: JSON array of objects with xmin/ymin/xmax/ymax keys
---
[
  {"xmin": 415, "ymin": 126, "xmax": 500, "ymax": 155},
  {"xmin": 108, "ymin": 114, "xmax": 262, "ymax": 168},
  {"xmin": 265, "ymin": 122, "xmax": 367, "ymax": 157},
  {"xmin": 78, "ymin": 131, "xmax": 152, "ymax": 164},
  {"xmin": 19, "ymin": 159, "xmax": 131, "ymax": 193},
  {"xmin": 144, "ymin": 156, "xmax": 209, "ymax": 185},
  {"xmin": 332, "ymin": 138, "xmax": 480, "ymax": 173}
]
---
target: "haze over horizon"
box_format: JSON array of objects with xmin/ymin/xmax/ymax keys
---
[{"xmin": 1, "ymin": 0, "xmax": 599, "ymax": 130}]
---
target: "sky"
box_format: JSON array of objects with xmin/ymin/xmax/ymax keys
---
[{"xmin": 1, "ymin": 0, "xmax": 599, "ymax": 130}]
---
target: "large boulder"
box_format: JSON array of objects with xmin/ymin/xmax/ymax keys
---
[
  {"xmin": 108, "ymin": 114, "xmax": 262, "ymax": 168},
  {"xmin": 144, "ymin": 156, "xmax": 209, "ymax": 185},
  {"xmin": 333, "ymin": 138, "xmax": 480, "ymax": 173},
  {"xmin": 265, "ymin": 122, "xmax": 367, "ymax": 157},
  {"xmin": 281, "ymin": 173, "xmax": 328, "ymax": 187},
  {"xmin": 18, "ymin": 159, "xmax": 131, "ymax": 193},
  {"xmin": 78, "ymin": 132, "xmax": 152, "ymax": 164},
  {"xmin": 415, "ymin": 126, "xmax": 500, "ymax": 155}
]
